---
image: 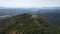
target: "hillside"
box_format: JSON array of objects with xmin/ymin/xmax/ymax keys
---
[
  {"xmin": 38, "ymin": 12, "xmax": 60, "ymax": 30},
  {"xmin": 0, "ymin": 13, "xmax": 60, "ymax": 34}
]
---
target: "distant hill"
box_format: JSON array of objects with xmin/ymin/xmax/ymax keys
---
[
  {"xmin": 0, "ymin": 13, "xmax": 60, "ymax": 34},
  {"xmin": 0, "ymin": 7, "xmax": 60, "ymax": 16}
]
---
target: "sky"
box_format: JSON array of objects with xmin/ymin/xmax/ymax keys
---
[{"xmin": 0, "ymin": 0, "xmax": 60, "ymax": 8}]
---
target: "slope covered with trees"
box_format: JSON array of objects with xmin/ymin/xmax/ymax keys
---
[{"xmin": 0, "ymin": 13, "xmax": 60, "ymax": 34}]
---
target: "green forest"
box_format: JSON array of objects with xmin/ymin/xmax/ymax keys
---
[{"xmin": 0, "ymin": 13, "xmax": 60, "ymax": 34}]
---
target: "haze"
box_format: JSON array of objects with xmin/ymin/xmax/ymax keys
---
[{"xmin": 0, "ymin": 0, "xmax": 60, "ymax": 8}]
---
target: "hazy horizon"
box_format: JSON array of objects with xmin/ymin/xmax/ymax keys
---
[{"xmin": 0, "ymin": 0, "xmax": 60, "ymax": 8}]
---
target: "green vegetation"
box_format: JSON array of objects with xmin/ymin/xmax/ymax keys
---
[{"xmin": 0, "ymin": 13, "xmax": 60, "ymax": 34}]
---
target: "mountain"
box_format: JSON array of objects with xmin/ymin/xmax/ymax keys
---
[
  {"xmin": 0, "ymin": 8, "xmax": 36, "ymax": 16},
  {"xmin": 0, "ymin": 13, "xmax": 60, "ymax": 34},
  {"xmin": 0, "ymin": 7, "xmax": 60, "ymax": 16},
  {"xmin": 38, "ymin": 12, "xmax": 60, "ymax": 30}
]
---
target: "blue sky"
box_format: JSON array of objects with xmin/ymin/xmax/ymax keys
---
[{"xmin": 0, "ymin": 0, "xmax": 60, "ymax": 8}]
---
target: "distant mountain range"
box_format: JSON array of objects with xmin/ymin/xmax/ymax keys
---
[{"xmin": 0, "ymin": 7, "xmax": 60, "ymax": 16}]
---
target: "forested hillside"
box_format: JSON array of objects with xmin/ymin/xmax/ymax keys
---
[{"xmin": 0, "ymin": 13, "xmax": 60, "ymax": 34}]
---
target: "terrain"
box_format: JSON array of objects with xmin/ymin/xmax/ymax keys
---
[
  {"xmin": 38, "ymin": 12, "xmax": 60, "ymax": 30},
  {"xmin": 0, "ymin": 7, "xmax": 60, "ymax": 34},
  {"xmin": 0, "ymin": 13, "xmax": 60, "ymax": 34}
]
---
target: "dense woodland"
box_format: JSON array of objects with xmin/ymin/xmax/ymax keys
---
[
  {"xmin": 38, "ymin": 12, "xmax": 60, "ymax": 30},
  {"xmin": 0, "ymin": 13, "xmax": 60, "ymax": 34}
]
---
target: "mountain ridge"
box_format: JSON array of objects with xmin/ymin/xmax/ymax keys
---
[{"xmin": 0, "ymin": 13, "xmax": 60, "ymax": 34}]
